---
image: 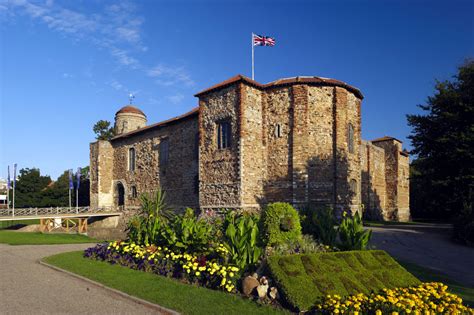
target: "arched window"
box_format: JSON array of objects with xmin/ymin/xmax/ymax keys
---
[
  {"xmin": 348, "ymin": 123, "xmax": 355, "ymax": 153},
  {"xmin": 129, "ymin": 147, "xmax": 136, "ymax": 171},
  {"xmin": 131, "ymin": 186, "xmax": 138, "ymax": 198}
]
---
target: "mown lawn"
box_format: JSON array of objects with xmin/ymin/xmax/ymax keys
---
[
  {"xmin": 0, "ymin": 219, "xmax": 39, "ymax": 229},
  {"xmin": 0, "ymin": 231, "xmax": 97, "ymax": 245},
  {"xmin": 400, "ymin": 260, "xmax": 474, "ymax": 307},
  {"xmin": 44, "ymin": 251, "xmax": 286, "ymax": 315}
]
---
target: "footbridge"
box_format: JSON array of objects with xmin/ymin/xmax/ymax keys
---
[{"xmin": 0, "ymin": 207, "xmax": 121, "ymax": 233}]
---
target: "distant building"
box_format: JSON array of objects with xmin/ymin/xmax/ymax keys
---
[
  {"xmin": 0, "ymin": 178, "xmax": 7, "ymax": 208},
  {"xmin": 90, "ymin": 75, "xmax": 410, "ymax": 222}
]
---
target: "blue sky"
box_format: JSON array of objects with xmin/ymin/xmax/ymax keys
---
[{"xmin": 1, "ymin": 0, "xmax": 473, "ymax": 179}]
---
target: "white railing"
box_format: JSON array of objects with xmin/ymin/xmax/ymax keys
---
[{"xmin": 0, "ymin": 206, "xmax": 117, "ymax": 218}]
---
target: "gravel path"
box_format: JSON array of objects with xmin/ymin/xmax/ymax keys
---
[
  {"xmin": 0, "ymin": 243, "xmax": 160, "ymax": 315},
  {"xmin": 369, "ymin": 224, "xmax": 474, "ymax": 287}
]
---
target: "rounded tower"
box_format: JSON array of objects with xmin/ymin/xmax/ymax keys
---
[{"xmin": 114, "ymin": 105, "xmax": 147, "ymax": 135}]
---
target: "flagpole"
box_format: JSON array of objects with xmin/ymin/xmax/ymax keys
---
[
  {"xmin": 12, "ymin": 164, "xmax": 16, "ymax": 217},
  {"xmin": 6, "ymin": 166, "xmax": 10, "ymax": 210},
  {"xmin": 251, "ymin": 33, "xmax": 255, "ymax": 80}
]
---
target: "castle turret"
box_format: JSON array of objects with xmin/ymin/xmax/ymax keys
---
[{"xmin": 114, "ymin": 105, "xmax": 147, "ymax": 135}]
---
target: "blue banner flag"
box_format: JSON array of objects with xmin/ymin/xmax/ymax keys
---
[
  {"xmin": 68, "ymin": 169, "xmax": 74, "ymax": 190},
  {"xmin": 7, "ymin": 165, "xmax": 10, "ymax": 190},
  {"xmin": 76, "ymin": 167, "xmax": 81, "ymax": 190},
  {"xmin": 13, "ymin": 164, "xmax": 17, "ymax": 188}
]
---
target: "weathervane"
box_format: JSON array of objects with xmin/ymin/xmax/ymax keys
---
[{"xmin": 128, "ymin": 93, "xmax": 135, "ymax": 105}]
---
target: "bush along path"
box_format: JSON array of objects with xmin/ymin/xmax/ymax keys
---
[{"xmin": 72, "ymin": 190, "xmax": 473, "ymax": 314}]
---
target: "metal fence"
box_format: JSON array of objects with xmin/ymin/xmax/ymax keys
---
[{"xmin": 0, "ymin": 206, "xmax": 116, "ymax": 218}]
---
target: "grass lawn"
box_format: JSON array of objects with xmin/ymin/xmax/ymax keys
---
[
  {"xmin": 400, "ymin": 260, "xmax": 474, "ymax": 307},
  {"xmin": 44, "ymin": 251, "xmax": 286, "ymax": 315},
  {"xmin": 0, "ymin": 230, "xmax": 98, "ymax": 245},
  {"xmin": 0, "ymin": 219, "xmax": 40, "ymax": 229}
]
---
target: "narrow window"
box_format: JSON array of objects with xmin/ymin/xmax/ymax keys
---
[
  {"xmin": 350, "ymin": 179, "xmax": 358, "ymax": 197},
  {"xmin": 217, "ymin": 121, "xmax": 231, "ymax": 149},
  {"xmin": 348, "ymin": 123, "xmax": 355, "ymax": 153},
  {"xmin": 159, "ymin": 138, "xmax": 169, "ymax": 166},
  {"xmin": 275, "ymin": 124, "xmax": 283, "ymax": 138},
  {"xmin": 129, "ymin": 147, "xmax": 136, "ymax": 171},
  {"xmin": 131, "ymin": 186, "xmax": 138, "ymax": 198},
  {"xmin": 195, "ymin": 133, "xmax": 199, "ymax": 160}
]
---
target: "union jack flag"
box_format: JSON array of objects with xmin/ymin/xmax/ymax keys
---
[{"xmin": 253, "ymin": 34, "xmax": 276, "ymax": 47}]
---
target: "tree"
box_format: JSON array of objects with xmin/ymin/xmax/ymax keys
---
[
  {"xmin": 42, "ymin": 166, "xmax": 90, "ymax": 207},
  {"xmin": 407, "ymin": 59, "xmax": 473, "ymax": 243},
  {"xmin": 11, "ymin": 168, "xmax": 52, "ymax": 208},
  {"xmin": 93, "ymin": 120, "xmax": 115, "ymax": 140}
]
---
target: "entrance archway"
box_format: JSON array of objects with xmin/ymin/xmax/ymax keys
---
[{"xmin": 116, "ymin": 182, "xmax": 125, "ymax": 207}]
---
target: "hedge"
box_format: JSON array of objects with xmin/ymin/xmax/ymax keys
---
[{"xmin": 267, "ymin": 250, "xmax": 420, "ymax": 311}]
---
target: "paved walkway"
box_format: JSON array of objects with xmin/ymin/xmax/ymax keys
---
[
  {"xmin": 0, "ymin": 243, "xmax": 160, "ymax": 315},
  {"xmin": 369, "ymin": 224, "xmax": 474, "ymax": 287}
]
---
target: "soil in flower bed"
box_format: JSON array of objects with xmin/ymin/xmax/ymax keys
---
[{"xmin": 43, "ymin": 251, "xmax": 287, "ymax": 315}]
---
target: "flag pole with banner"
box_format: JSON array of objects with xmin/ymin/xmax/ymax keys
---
[
  {"xmin": 76, "ymin": 167, "xmax": 81, "ymax": 214},
  {"xmin": 6, "ymin": 166, "xmax": 10, "ymax": 210},
  {"xmin": 251, "ymin": 33, "xmax": 276, "ymax": 81},
  {"xmin": 68, "ymin": 169, "xmax": 73, "ymax": 210},
  {"xmin": 12, "ymin": 163, "xmax": 17, "ymax": 216}
]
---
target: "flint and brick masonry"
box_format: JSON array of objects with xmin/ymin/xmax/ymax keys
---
[{"xmin": 90, "ymin": 75, "xmax": 410, "ymax": 221}]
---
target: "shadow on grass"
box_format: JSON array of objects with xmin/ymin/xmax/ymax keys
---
[{"xmin": 399, "ymin": 260, "xmax": 474, "ymax": 307}]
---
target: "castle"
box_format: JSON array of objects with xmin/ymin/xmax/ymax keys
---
[{"xmin": 90, "ymin": 75, "xmax": 410, "ymax": 221}]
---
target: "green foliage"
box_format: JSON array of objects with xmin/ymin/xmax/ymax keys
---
[
  {"xmin": 301, "ymin": 206, "xmax": 338, "ymax": 247},
  {"xmin": 407, "ymin": 59, "xmax": 473, "ymax": 223},
  {"xmin": 160, "ymin": 208, "xmax": 214, "ymax": 253},
  {"xmin": 127, "ymin": 189, "xmax": 174, "ymax": 245},
  {"xmin": 262, "ymin": 202, "xmax": 302, "ymax": 246},
  {"xmin": 93, "ymin": 120, "xmax": 115, "ymax": 140},
  {"xmin": 223, "ymin": 212, "xmax": 263, "ymax": 271},
  {"xmin": 337, "ymin": 212, "xmax": 372, "ymax": 250},
  {"xmin": 267, "ymin": 250, "xmax": 420, "ymax": 311},
  {"xmin": 267, "ymin": 234, "xmax": 331, "ymax": 256},
  {"xmin": 9, "ymin": 167, "xmax": 90, "ymax": 208}
]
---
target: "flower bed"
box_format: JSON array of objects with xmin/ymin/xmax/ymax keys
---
[
  {"xmin": 312, "ymin": 282, "xmax": 474, "ymax": 314},
  {"xmin": 84, "ymin": 241, "xmax": 240, "ymax": 292}
]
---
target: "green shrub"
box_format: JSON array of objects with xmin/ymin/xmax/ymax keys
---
[
  {"xmin": 223, "ymin": 212, "xmax": 262, "ymax": 271},
  {"xmin": 453, "ymin": 208, "xmax": 474, "ymax": 246},
  {"xmin": 126, "ymin": 189, "xmax": 173, "ymax": 245},
  {"xmin": 302, "ymin": 206, "xmax": 338, "ymax": 247},
  {"xmin": 267, "ymin": 250, "xmax": 420, "ymax": 311},
  {"xmin": 159, "ymin": 208, "xmax": 214, "ymax": 253},
  {"xmin": 338, "ymin": 211, "xmax": 372, "ymax": 250},
  {"xmin": 262, "ymin": 202, "xmax": 302, "ymax": 246},
  {"xmin": 267, "ymin": 234, "xmax": 330, "ymax": 256}
]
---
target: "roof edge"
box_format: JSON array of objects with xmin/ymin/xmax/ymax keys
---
[
  {"xmin": 194, "ymin": 75, "xmax": 364, "ymax": 99},
  {"xmin": 111, "ymin": 107, "xmax": 199, "ymax": 141}
]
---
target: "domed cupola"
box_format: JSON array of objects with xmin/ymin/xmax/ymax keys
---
[{"xmin": 114, "ymin": 105, "xmax": 147, "ymax": 135}]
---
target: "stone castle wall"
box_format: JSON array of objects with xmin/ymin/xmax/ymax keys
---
[
  {"xmin": 112, "ymin": 117, "xmax": 199, "ymax": 210},
  {"xmin": 90, "ymin": 140, "xmax": 114, "ymax": 208},
  {"xmin": 198, "ymin": 86, "xmax": 241, "ymax": 209},
  {"xmin": 90, "ymin": 76, "xmax": 410, "ymax": 222},
  {"xmin": 198, "ymin": 81, "xmax": 363, "ymax": 214}
]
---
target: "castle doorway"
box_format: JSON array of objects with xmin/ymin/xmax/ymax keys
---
[{"xmin": 116, "ymin": 182, "xmax": 125, "ymax": 207}]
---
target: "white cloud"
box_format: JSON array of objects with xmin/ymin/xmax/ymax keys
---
[
  {"xmin": 148, "ymin": 65, "xmax": 194, "ymax": 87},
  {"xmin": 4, "ymin": 0, "xmax": 146, "ymax": 67},
  {"xmin": 3, "ymin": 0, "xmax": 195, "ymax": 92},
  {"xmin": 167, "ymin": 94, "xmax": 184, "ymax": 104}
]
